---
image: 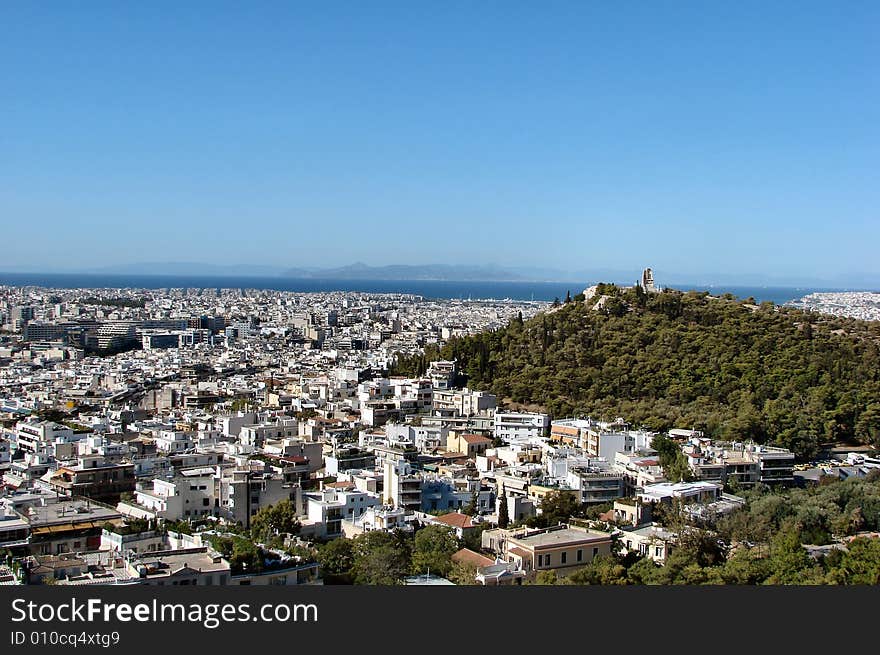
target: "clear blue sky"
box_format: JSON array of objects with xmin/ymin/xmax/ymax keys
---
[{"xmin": 1, "ymin": 1, "xmax": 877, "ymax": 282}]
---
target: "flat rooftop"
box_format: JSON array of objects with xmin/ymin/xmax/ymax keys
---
[
  {"xmin": 16, "ymin": 497, "xmax": 121, "ymax": 527},
  {"xmin": 134, "ymin": 548, "xmax": 229, "ymax": 577},
  {"xmin": 179, "ymin": 466, "xmax": 215, "ymax": 477},
  {"xmin": 626, "ymin": 524, "xmax": 677, "ymax": 540},
  {"xmin": 509, "ymin": 528, "xmax": 610, "ymax": 549}
]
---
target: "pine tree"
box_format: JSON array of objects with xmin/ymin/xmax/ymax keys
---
[
  {"xmin": 464, "ymin": 491, "xmax": 480, "ymax": 516},
  {"xmin": 498, "ymin": 494, "xmax": 509, "ymax": 528}
]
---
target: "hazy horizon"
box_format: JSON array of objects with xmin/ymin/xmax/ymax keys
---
[{"xmin": 1, "ymin": 261, "xmax": 878, "ymax": 289}]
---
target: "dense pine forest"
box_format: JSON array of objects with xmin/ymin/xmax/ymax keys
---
[{"xmin": 397, "ymin": 285, "xmax": 880, "ymax": 459}]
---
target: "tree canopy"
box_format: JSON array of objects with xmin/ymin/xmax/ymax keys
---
[
  {"xmin": 434, "ymin": 286, "xmax": 880, "ymax": 458},
  {"xmin": 411, "ymin": 525, "xmax": 460, "ymax": 577}
]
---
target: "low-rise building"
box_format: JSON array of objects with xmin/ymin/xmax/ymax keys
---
[
  {"xmin": 493, "ymin": 412, "xmax": 549, "ymax": 444},
  {"xmin": 445, "ymin": 432, "xmax": 493, "ymax": 459},
  {"xmin": 46, "ymin": 456, "xmax": 136, "ymax": 504},
  {"xmin": 303, "ymin": 487, "xmax": 381, "ymax": 539},
  {"xmin": 618, "ymin": 523, "xmax": 677, "ymax": 563},
  {"xmin": 487, "ymin": 524, "xmax": 613, "ymax": 580}
]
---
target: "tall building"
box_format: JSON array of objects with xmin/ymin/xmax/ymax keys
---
[
  {"xmin": 96, "ymin": 322, "xmax": 138, "ymax": 350},
  {"xmin": 12, "ymin": 306, "xmax": 35, "ymax": 331}
]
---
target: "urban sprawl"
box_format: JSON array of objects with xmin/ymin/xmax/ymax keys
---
[{"xmin": 0, "ymin": 283, "xmax": 876, "ymax": 586}]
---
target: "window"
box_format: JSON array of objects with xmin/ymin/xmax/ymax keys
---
[
  {"xmin": 593, "ymin": 547, "xmax": 599, "ymax": 558},
  {"xmin": 577, "ymin": 549, "xmax": 583, "ymax": 562},
  {"xmin": 561, "ymin": 552, "xmax": 567, "ymax": 564},
  {"xmin": 655, "ymin": 546, "xmax": 662, "ymax": 557}
]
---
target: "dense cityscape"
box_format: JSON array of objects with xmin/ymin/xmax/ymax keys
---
[
  {"xmin": 1, "ymin": 275, "xmax": 878, "ymax": 586},
  {"xmin": 786, "ymin": 291, "xmax": 880, "ymax": 322}
]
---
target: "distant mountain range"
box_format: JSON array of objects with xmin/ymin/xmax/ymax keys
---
[
  {"xmin": 281, "ymin": 262, "xmax": 524, "ymax": 281},
  {"xmin": 84, "ymin": 262, "xmax": 288, "ymax": 277},
  {"xmin": 3, "ymin": 261, "xmax": 879, "ymax": 288}
]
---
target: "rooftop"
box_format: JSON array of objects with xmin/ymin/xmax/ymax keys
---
[
  {"xmin": 430, "ymin": 512, "xmax": 475, "ymax": 530},
  {"xmin": 451, "ymin": 547, "xmax": 495, "ymax": 568},
  {"xmin": 404, "ymin": 573, "xmax": 456, "ymax": 586},
  {"xmin": 509, "ymin": 527, "xmax": 611, "ymax": 549},
  {"xmin": 15, "ymin": 496, "xmax": 121, "ymax": 527}
]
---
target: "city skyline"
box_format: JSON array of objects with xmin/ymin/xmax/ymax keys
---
[{"xmin": 2, "ymin": 2, "xmax": 878, "ymax": 280}]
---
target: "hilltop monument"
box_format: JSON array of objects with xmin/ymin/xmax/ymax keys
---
[{"xmin": 637, "ymin": 267, "xmax": 659, "ymax": 293}]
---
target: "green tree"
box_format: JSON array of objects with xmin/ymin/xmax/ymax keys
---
[
  {"xmin": 566, "ymin": 556, "xmax": 628, "ymax": 585},
  {"xmin": 498, "ymin": 494, "xmax": 510, "ymax": 528},
  {"xmin": 464, "ymin": 491, "xmax": 480, "ymax": 516},
  {"xmin": 765, "ymin": 523, "xmax": 814, "ymax": 584},
  {"xmin": 209, "ymin": 535, "xmax": 263, "ymax": 575},
  {"xmin": 448, "ymin": 560, "xmax": 479, "ymax": 585},
  {"xmin": 533, "ymin": 570, "xmax": 565, "ymax": 585},
  {"xmin": 538, "ymin": 490, "xmax": 583, "ymax": 527},
  {"xmin": 650, "ymin": 434, "xmax": 693, "ymax": 482},
  {"xmin": 317, "ymin": 538, "xmax": 355, "ymax": 582},
  {"xmin": 351, "ymin": 530, "xmax": 412, "ymax": 585},
  {"xmin": 826, "ymin": 537, "xmax": 880, "ymax": 584},
  {"xmin": 250, "ymin": 499, "xmax": 300, "ymax": 543},
  {"xmin": 626, "ymin": 557, "xmax": 661, "ymax": 584},
  {"xmin": 411, "ymin": 525, "xmax": 460, "ymax": 577}
]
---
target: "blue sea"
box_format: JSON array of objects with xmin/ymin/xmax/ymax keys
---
[{"xmin": 0, "ymin": 272, "xmax": 871, "ymax": 305}]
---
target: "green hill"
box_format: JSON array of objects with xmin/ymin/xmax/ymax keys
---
[{"xmin": 418, "ymin": 285, "xmax": 880, "ymax": 459}]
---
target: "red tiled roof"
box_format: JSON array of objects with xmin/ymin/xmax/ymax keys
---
[
  {"xmin": 432, "ymin": 512, "xmax": 475, "ymax": 529},
  {"xmin": 452, "ymin": 548, "xmax": 494, "ymax": 568},
  {"xmin": 462, "ymin": 434, "xmax": 492, "ymax": 444}
]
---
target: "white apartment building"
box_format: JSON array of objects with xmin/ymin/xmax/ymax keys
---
[
  {"xmin": 637, "ymin": 480, "xmax": 724, "ymax": 505},
  {"xmin": 238, "ymin": 419, "xmax": 299, "ymax": 448},
  {"xmin": 134, "ymin": 467, "xmax": 216, "ymax": 521},
  {"xmin": 433, "ymin": 388, "xmax": 497, "ymax": 416},
  {"xmin": 304, "ymin": 487, "xmax": 381, "ymax": 539},
  {"xmin": 342, "ymin": 505, "xmax": 411, "ymax": 537},
  {"xmin": 14, "ymin": 420, "xmax": 81, "ymax": 453},
  {"xmin": 494, "ymin": 411, "xmax": 550, "ymax": 443},
  {"xmin": 153, "ymin": 430, "xmax": 195, "ymax": 454}
]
